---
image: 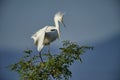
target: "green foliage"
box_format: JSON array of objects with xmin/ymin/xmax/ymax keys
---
[{"xmin": 8, "ymin": 40, "xmax": 93, "ymax": 80}]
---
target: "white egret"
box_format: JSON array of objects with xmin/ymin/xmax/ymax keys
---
[{"xmin": 31, "ymin": 12, "xmax": 65, "ymax": 53}]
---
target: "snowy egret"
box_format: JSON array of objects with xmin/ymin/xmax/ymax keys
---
[{"xmin": 31, "ymin": 12, "xmax": 65, "ymax": 53}]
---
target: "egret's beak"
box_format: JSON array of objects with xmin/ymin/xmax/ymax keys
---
[{"xmin": 61, "ymin": 20, "xmax": 66, "ymax": 27}]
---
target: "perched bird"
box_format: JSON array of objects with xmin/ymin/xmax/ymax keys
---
[{"xmin": 31, "ymin": 12, "xmax": 65, "ymax": 52}]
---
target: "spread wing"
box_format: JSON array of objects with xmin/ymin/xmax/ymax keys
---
[{"xmin": 31, "ymin": 26, "xmax": 48, "ymax": 52}]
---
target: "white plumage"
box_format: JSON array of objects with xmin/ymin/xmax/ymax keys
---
[{"xmin": 31, "ymin": 12, "xmax": 65, "ymax": 52}]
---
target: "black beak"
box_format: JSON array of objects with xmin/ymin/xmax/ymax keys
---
[{"xmin": 61, "ymin": 20, "xmax": 66, "ymax": 27}]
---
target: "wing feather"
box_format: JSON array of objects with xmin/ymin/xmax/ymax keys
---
[{"xmin": 31, "ymin": 26, "xmax": 48, "ymax": 52}]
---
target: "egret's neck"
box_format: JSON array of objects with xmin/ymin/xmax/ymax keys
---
[
  {"xmin": 54, "ymin": 18, "xmax": 60, "ymax": 39},
  {"xmin": 54, "ymin": 18, "xmax": 59, "ymax": 29}
]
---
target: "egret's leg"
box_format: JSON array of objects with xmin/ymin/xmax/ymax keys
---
[
  {"xmin": 48, "ymin": 44, "xmax": 50, "ymax": 53},
  {"xmin": 39, "ymin": 51, "xmax": 43, "ymax": 62},
  {"xmin": 48, "ymin": 44, "xmax": 52, "ymax": 59}
]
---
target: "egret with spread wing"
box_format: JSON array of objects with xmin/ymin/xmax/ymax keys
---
[{"xmin": 31, "ymin": 12, "xmax": 65, "ymax": 54}]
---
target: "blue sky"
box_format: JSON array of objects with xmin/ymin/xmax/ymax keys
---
[{"xmin": 0, "ymin": 0, "xmax": 120, "ymax": 80}]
